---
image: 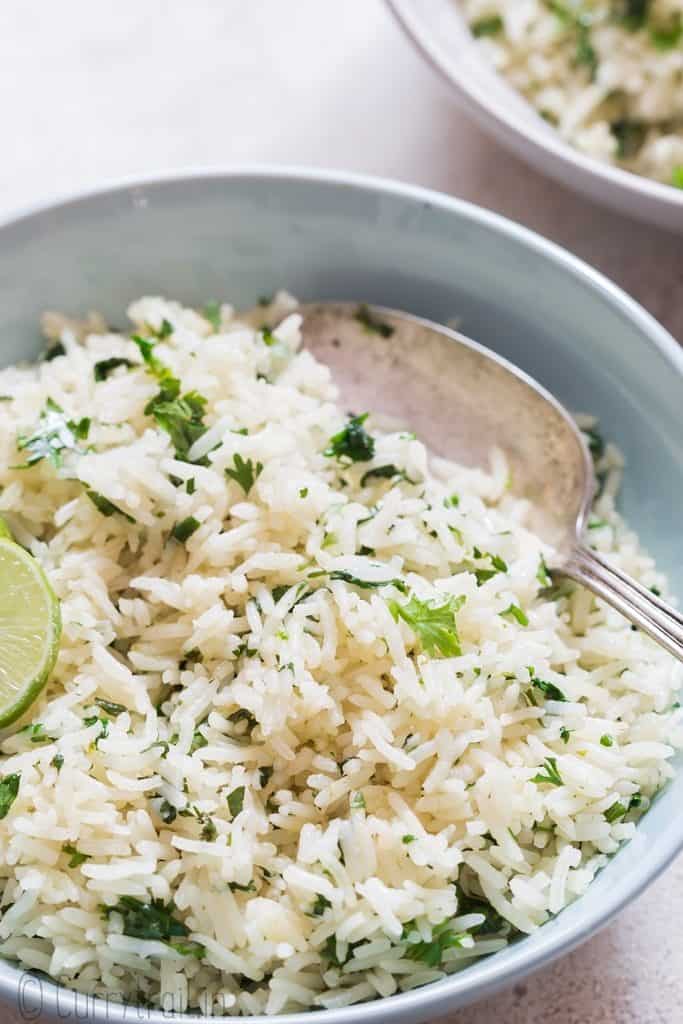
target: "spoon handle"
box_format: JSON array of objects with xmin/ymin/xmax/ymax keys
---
[{"xmin": 564, "ymin": 546, "xmax": 683, "ymax": 663}]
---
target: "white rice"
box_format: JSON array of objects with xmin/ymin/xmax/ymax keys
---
[
  {"xmin": 0, "ymin": 293, "xmax": 680, "ymax": 1015},
  {"xmin": 461, "ymin": 0, "xmax": 683, "ymax": 186}
]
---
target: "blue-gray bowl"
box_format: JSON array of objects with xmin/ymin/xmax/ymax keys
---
[{"xmin": 1, "ymin": 167, "xmax": 681, "ymax": 1024}]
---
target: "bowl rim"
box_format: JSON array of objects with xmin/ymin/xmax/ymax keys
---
[
  {"xmin": 387, "ymin": 0, "xmax": 683, "ymax": 217},
  {"xmin": 1, "ymin": 164, "xmax": 682, "ymax": 1024}
]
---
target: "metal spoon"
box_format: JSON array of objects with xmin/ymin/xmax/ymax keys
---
[{"xmin": 300, "ymin": 302, "xmax": 683, "ymax": 663}]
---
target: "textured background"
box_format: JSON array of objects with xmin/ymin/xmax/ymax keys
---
[{"xmin": 1, "ymin": 2, "xmax": 681, "ymax": 1022}]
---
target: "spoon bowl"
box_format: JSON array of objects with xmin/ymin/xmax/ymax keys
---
[{"xmin": 301, "ymin": 302, "xmax": 683, "ymax": 662}]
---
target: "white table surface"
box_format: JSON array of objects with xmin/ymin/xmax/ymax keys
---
[{"xmin": 1, "ymin": 2, "xmax": 682, "ymax": 1022}]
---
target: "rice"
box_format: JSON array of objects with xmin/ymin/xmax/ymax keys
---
[
  {"xmin": 461, "ymin": 0, "xmax": 683, "ymax": 187},
  {"xmin": 0, "ymin": 293, "xmax": 680, "ymax": 1015}
]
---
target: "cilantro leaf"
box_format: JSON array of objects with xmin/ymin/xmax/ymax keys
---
[
  {"xmin": 51, "ymin": 753, "xmax": 64, "ymax": 771},
  {"xmin": 604, "ymin": 800, "xmax": 627, "ymax": 823},
  {"xmin": 360, "ymin": 464, "xmax": 403, "ymax": 487},
  {"xmin": 560, "ymin": 726, "xmax": 572, "ymax": 744},
  {"xmin": 611, "ymin": 119, "xmax": 647, "ymax": 160},
  {"xmin": 325, "ymin": 414, "xmax": 375, "ymax": 462},
  {"xmin": 43, "ymin": 342, "xmax": 66, "ymax": 362},
  {"xmin": 536, "ymin": 555, "xmax": 551, "ymax": 587},
  {"xmin": 531, "ymin": 677, "xmax": 567, "ymax": 702},
  {"xmin": 203, "ymin": 302, "xmax": 222, "ymax": 331},
  {"xmin": 62, "ymin": 843, "xmax": 90, "ymax": 868},
  {"xmin": 389, "ymin": 593, "xmax": 465, "ymax": 657},
  {"xmin": 94, "ymin": 698, "xmax": 127, "ymax": 716},
  {"xmin": 151, "ymin": 392, "xmax": 208, "ymax": 462},
  {"xmin": 403, "ymin": 919, "xmax": 469, "ymax": 967},
  {"xmin": 86, "ymin": 490, "xmax": 136, "ymax": 523},
  {"xmin": 354, "ymin": 304, "xmax": 394, "ymax": 338},
  {"xmin": 308, "ymin": 894, "xmax": 332, "ymax": 917},
  {"xmin": 531, "ymin": 757, "xmax": 563, "ymax": 786},
  {"xmin": 650, "ymin": 12, "xmax": 682, "ymax": 49},
  {"xmin": 326, "ymin": 570, "xmax": 406, "ymax": 592},
  {"xmin": 471, "ymin": 14, "xmax": 503, "ymax": 36},
  {"xmin": 16, "ymin": 400, "xmax": 90, "ymax": 469},
  {"xmin": 94, "ymin": 357, "xmax": 134, "ymax": 382},
  {"xmin": 227, "ymin": 785, "xmax": 245, "ymax": 817},
  {"xmin": 500, "ymin": 603, "xmax": 529, "ymax": 627},
  {"xmin": 0, "ymin": 774, "xmax": 20, "ymax": 818},
  {"xmin": 171, "ymin": 516, "xmax": 200, "ymax": 543},
  {"xmin": 225, "ymin": 454, "xmax": 263, "ymax": 495},
  {"xmin": 132, "ymin": 335, "xmax": 181, "ymax": 409},
  {"xmin": 103, "ymin": 896, "xmax": 189, "ymax": 941}
]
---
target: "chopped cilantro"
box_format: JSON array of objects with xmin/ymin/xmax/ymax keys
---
[
  {"xmin": 0, "ymin": 774, "xmax": 20, "ymax": 818},
  {"xmin": 150, "ymin": 319, "xmax": 174, "ymax": 340},
  {"xmin": 354, "ymin": 304, "xmax": 394, "ymax": 338},
  {"xmin": 545, "ymin": 1, "xmax": 597, "ymax": 76},
  {"xmin": 560, "ymin": 726, "xmax": 572, "ymax": 744},
  {"xmin": 600, "ymin": 734, "xmax": 614, "ymax": 747},
  {"xmin": 604, "ymin": 800, "xmax": 627, "ymax": 823},
  {"xmin": 324, "ymin": 414, "xmax": 375, "ymax": 463},
  {"xmin": 94, "ymin": 698, "xmax": 127, "ymax": 716},
  {"xmin": 228, "ymin": 881, "xmax": 256, "ymax": 893},
  {"xmin": 62, "ymin": 843, "xmax": 90, "ymax": 868},
  {"xmin": 611, "ymin": 119, "xmax": 647, "ymax": 159},
  {"xmin": 152, "ymin": 392, "xmax": 208, "ymax": 463},
  {"xmin": 299, "ymin": 487, "xmax": 308, "ymax": 498},
  {"xmin": 402, "ymin": 834, "xmax": 416, "ymax": 845},
  {"xmin": 260, "ymin": 327, "xmax": 277, "ymax": 346},
  {"xmin": 537, "ymin": 555, "xmax": 551, "ymax": 587},
  {"xmin": 203, "ymin": 302, "xmax": 222, "ymax": 331},
  {"xmin": 227, "ymin": 785, "xmax": 245, "ymax": 817},
  {"xmin": 51, "ymin": 753, "xmax": 64, "ymax": 771},
  {"xmin": 225, "ymin": 453, "xmax": 263, "ymax": 495},
  {"xmin": 94, "ymin": 357, "xmax": 134, "ymax": 381},
  {"xmin": 158, "ymin": 800, "xmax": 177, "ymax": 825},
  {"xmin": 171, "ymin": 516, "xmax": 200, "ymax": 543},
  {"xmin": 309, "ymin": 894, "xmax": 332, "ymax": 917},
  {"xmin": 531, "ymin": 757, "xmax": 563, "ymax": 786},
  {"xmin": 189, "ymin": 729, "xmax": 208, "ymax": 754},
  {"xmin": 500, "ymin": 603, "xmax": 529, "ymax": 627},
  {"xmin": 350, "ymin": 791, "xmax": 366, "ymax": 810},
  {"xmin": 388, "ymin": 593, "xmax": 465, "ymax": 657},
  {"xmin": 404, "ymin": 919, "xmax": 469, "ymax": 967},
  {"xmin": 43, "ymin": 341, "xmax": 66, "ymax": 362},
  {"xmin": 360, "ymin": 464, "xmax": 403, "ymax": 487},
  {"xmin": 15, "ymin": 399, "xmax": 90, "ymax": 469},
  {"xmin": 531, "ymin": 677, "xmax": 567, "ymax": 702},
  {"xmin": 186, "ymin": 478, "xmax": 196, "ymax": 495},
  {"xmin": 168, "ymin": 941, "xmax": 205, "ymax": 960},
  {"xmin": 259, "ymin": 766, "xmax": 274, "ymax": 788},
  {"xmin": 650, "ymin": 13, "xmax": 682, "ymax": 48},
  {"xmin": 103, "ymin": 896, "xmax": 189, "ymax": 942},
  {"xmin": 325, "ymin": 570, "xmax": 406, "ymax": 592},
  {"xmin": 471, "ymin": 14, "xmax": 504, "ymax": 36},
  {"xmin": 85, "ymin": 490, "xmax": 136, "ymax": 524},
  {"xmin": 454, "ymin": 890, "xmax": 506, "ymax": 934},
  {"xmin": 611, "ymin": 0, "xmax": 650, "ymax": 30}
]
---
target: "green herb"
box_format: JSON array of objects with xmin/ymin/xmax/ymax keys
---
[
  {"xmin": 94, "ymin": 357, "xmax": 134, "ymax": 381},
  {"xmin": 402, "ymin": 834, "xmax": 416, "ymax": 844},
  {"xmin": 85, "ymin": 490, "xmax": 136, "ymax": 524},
  {"xmin": 309, "ymin": 894, "xmax": 332, "ymax": 917},
  {"xmin": 560, "ymin": 726, "xmax": 573, "ymax": 744},
  {"xmin": 132, "ymin": 335, "xmax": 181, "ymax": 407},
  {"xmin": 43, "ymin": 341, "xmax": 66, "ymax": 361},
  {"xmin": 350, "ymin": 791, "xmax": 366, "ymax": 810},
  {"xmin": 611, "ymin": 0, "xmax": 650, "ymax": 30},
  {"xmin": 103, "ymin": 896, "xmax": 189, "ymax": 942},
  {"xmin": 51, "ymin": 753, "xmax": 64, "ymax": 771},
  {"xmin": 354, "ymin": 304, "xmax": 394, "ymax": 338},
  {"xmin": 260, "ymin": 327, "xmax": 277, "ymax": 346},
  {"xmin": 203, "ymin": 303, "xmax": 222, "ymax": 331},
  {"xmin": 84, "ymin": 715, "xmax": 110, "ymax": 744},
  {"xmin": 227, "ymin": 785, "xmax": 245, "ymax": 817},
  {"xmin": 189, "ymin": 729, "xmax": 208, "ymax": 754},
  {"xmin": 545, "ymin": 1, "xmax": 597, "ymax": 76},
  {"xmin": 531, "ymin": 757, "xmax": 563, "ymax": 786},
  {"xmin": 16, "ymin": 399, "xmax": 91, "ymax": 468},
  {"xmin": 471, "ymin": 14, "xmax": 504, "ymax": 36},
  {"xmin": 149, "ymin": 319, "xmax": 174, "ymax": 340},
  {"xmin": 62, "ymin": 843, "xmax": 90, "ymax": 868},
  {"xmin": 673, "ymin": 166, "xmax": 683, "ymax": 189},
  {"xmin": 201, "ymin": 818, "xmax": 217, "ymax": 841},
  {"xmin": 0, "ymin": 774, "xmax": 20, "ymax": 818},
  {"xmin": 604, "ymin": 800, "xmax": 627, "ymax": 823},
  {"xmin": 388, "ymin": 593, "xmax": 466, "ymax": 657},
  {"xmin": 326, "ymin": 570, "xmax": 407, "ymax": 592},
  {"xmin": 299, "ymin": 487, "xmax": 308, "ymax": 498},
  {"xmin": 325, "ymin": 414, "xmax": 375, "ymax": 463},
  {"xmin": 171, "ymin": 516, "xmax": 200, "ymax": 543},
  {"xmin": 225, "ymin": 453, "xmax": 263, "ymax": 495},
  {"xmin": 360, "ymin": 464, "xmax": 402, "ymax": 487},
  {"xmin": 20, "ymin": 722, "xmax": 52, "ymax": 744},
  {"xmin": 536, "ymin": 555, "xmax": 551, "ymax": 587},
  {"xmin": 500, "ymin": 603, "xmax": 529, "ymax": 627},
  {"xmin": 650, "ymin": 12, "xmax": 682, "ymax": 48},
  {"xmin": 259, "ymin": 766, "xmax": 274, "ymax": 788},
  {"xmin": 455, "ymin": 891, "xmax": 506, "ymax": 935},
  {"xmin": 228, "ymin": 881, "xmax": 256, "ymax": 893},
  {"xmin": 159, "ymin": 800, "xmax": 177, "ymax": 825},
  {"xmin": 611, "ymin": 119, "xmax": 647, "ymax": 159},
  {"xmin": 588, "ymin": 517, "xmax": 609, "ymax": 530},
  {"xmin": 94, "ymin": 698, "xmax": 127, "ymax": 716},
  {"xmin": 531, "ymin": 677, "xmax": 567, "ymax": 702},
  {"xmin": 472, "ymin": 550, "xmax": 509, "ymax": 587},
  {"xmin": 168, "ymin": 941, "xmax": 205, "ymax": 960},
  {"xmin": 600, "ymin": 734, "xmax": 614, "ymax": 747},
  {"xmin": 404, "ymin": 919, "xmax": 469, "ymax": 967},
  {"xmin": 152, "ymin": 392, "xmax": 208, "ymax": 463}
]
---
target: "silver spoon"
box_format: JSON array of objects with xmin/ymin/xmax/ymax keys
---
[{"xmin": 300, "ymin": 302, "xmax": 683, "ymax": 663}]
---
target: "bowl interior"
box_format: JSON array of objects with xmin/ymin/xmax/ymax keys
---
[{"xmin": 0, "ymin": 170, "xmax": 681, "ymax": 1023}]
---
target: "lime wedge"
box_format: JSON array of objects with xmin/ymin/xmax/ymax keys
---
[{"xmin": 0, "ymin": 539, "xmax": 61, "ymax": 727}]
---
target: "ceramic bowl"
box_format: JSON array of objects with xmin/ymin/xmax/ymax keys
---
[
  {"xmin": 389, "ymin": 0, "xmax": 683, "ymax": 233},
  {"xmin": 0, "ymin": 167, "xmax": 681, "ymax": 1023}
]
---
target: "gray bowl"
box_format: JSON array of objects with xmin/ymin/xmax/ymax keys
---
[{"xmin": 1, "ymin": 167, "xmax": 681, "ymax": 1024}]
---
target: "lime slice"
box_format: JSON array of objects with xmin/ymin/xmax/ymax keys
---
[{"xmin": 0, "ymin": 539, "xmax": 61, "ymax": 727}]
